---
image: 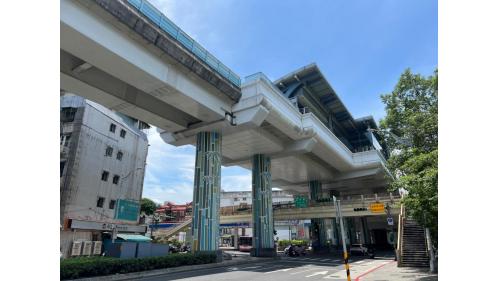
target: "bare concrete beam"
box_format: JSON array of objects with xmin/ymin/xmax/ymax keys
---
[
  {"xmin": 222, "ymin": 138, "xmax": 317, "ymax": 166},
  {"xmin": 61, "ymin": 50, "xmax": 198, "ymax": 130}
]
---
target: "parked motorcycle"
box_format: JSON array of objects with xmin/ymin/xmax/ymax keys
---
[{"xmin": 284, "ymin": 244, "xmax": 306, "ymax": 257}]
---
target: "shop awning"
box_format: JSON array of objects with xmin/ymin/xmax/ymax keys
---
[{"xmin": 116, "ymin": 234, "xmax": 152, "ymax": 242}]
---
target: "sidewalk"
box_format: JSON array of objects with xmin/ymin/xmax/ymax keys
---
[{"xmin": 356, "ymin": 261, "xmax": 438, "ymax": 281}]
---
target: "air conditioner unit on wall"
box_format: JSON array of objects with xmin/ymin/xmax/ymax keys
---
[
  {"xmin": 82, "ymin": 241, "xmax": 92, "ymax": 256},
  {"xmin": 71, "ymin": 241, "xmax": 82, "ymax": 256},
  {"xmin": 92, "ymin": 241, "xmax": 102, "ymax": 255}
]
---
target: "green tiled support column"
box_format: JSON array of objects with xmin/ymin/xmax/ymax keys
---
[
  {"xmin": 251, "ymin": 154, "xmax": 276, "ymax": 257},
  {"xmin": 309, "ymin": 180, "xmax": 322, "ymax": 201},
  {"xmin": 309, "ymin": 180, "xmax": 328, "ymax": 249},
  {"xmin": 191, "ymin": 132, "xmax": 221, "ymax": 255}
]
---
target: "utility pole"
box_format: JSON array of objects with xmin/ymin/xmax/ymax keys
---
[
  {"xmin": 111, "ymin": 225, "xmax": 117, "ymax": 243},
  {"xmin": 333, "ymin": 196, "xmax": 351, "ymax": 281},
  {"xmin": 150, "ymin": 215, "xmax": 159, "ymax": 239},
  {"xmin": 289, "ymin": 221, "xmax": 291, "ymax": 241}
]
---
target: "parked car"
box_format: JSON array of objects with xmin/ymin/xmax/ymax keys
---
[{"xmin": 350, "ymin": 244, "xmax": 375, "ymax": 258}]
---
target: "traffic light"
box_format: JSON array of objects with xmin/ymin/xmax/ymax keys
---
[{"xmin": 353, "ymin": 207, "xmax": 367, "ymax": 211}]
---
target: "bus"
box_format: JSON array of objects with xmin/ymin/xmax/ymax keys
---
[{"xmin": 238, "ymin": 236, "xmax": 252, "ymax": 252}]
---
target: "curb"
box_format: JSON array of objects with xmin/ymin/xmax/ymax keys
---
[{"xmin": 73, "ymin": 256, "xmax": 280, "ymax": 281}]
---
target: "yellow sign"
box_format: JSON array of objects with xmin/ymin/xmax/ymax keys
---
[{"xmin": 369, "ymin": 203, "xmax": 385, "ymax": 213}]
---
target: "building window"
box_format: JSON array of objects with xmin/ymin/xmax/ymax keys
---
[
  {"xmin": 234, "ymin": 198, "xmax": 239, "ymax": 202},
  {"xmin": 105, "ymin": 146, "xmax": 113, "ymax": 157},
  {"xmin": 60, "ymin": 133, "xmax": 72, "ymax": 147},
  {"xmin": 112, "ymin": 175, "xmax": 120, "ymax": 184},
  {"xmin": 60, "ymin": 161, "xmax": 66, "ymax": 177},
  {"xmin": 116, "ymin": 151, "xmax": 123, "ymax": 161},
  {"xmin": 109, "ymin": 200, "xmax": 116, "ymax": 209},
  {"xmin": 120, "ymin": 129, "xmax": 126, "ymax": 138},
  {"xmin": 61, "ymin": 107, "xmax": 78, "ymax": 122},
  {"xmin": 101, "ymin": 171, "xmax": 109, "ymax": 181},
  {"xmin": 97, "ymin": 197, "xmax": 105, "ymax": 208},
  {"xmin": 242, "ymin": 197, "xmax": 246, "ymax": 201},
  {"xmin": 109, "ymin": 123, "xmax": 116, "ymax": 133}
]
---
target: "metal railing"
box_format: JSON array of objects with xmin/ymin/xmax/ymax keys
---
[
  {"xmin": 220, "ymin": 193, "xmax": 401, "ymax": 216},
  {"xmin": 127, "ymin": 0, "xmax": 241, "ymax": 87}
]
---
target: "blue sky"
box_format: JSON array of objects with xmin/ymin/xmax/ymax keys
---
[{"xmin": 142, "ymin": 0, "xmax": 438, "ymax": 204}]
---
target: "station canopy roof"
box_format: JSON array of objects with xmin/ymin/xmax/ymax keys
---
[{"xmin": 274, "ymin": 63, "xmax": 383, "ymax": 150}]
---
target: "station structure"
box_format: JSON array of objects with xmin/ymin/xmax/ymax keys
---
[{"xmin": 60, "ymin": 0, "xmax": 401, "ymax": 257}]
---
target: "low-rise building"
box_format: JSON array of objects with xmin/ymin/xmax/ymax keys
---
[
  {"xmin": 220, "ymin": 190, "xmax": 293, "ymax": 207},
  {"xmin": 60, "ymin": 94, "xmax": 149, "ymax": 258}
]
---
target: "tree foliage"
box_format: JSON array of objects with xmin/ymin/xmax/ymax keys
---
[
  {"xmin": 140, "ymin": 198, "xmax": 157, "ymax": 216},
  {"xmin": 380, "ymin": 69, "xmax": 438, "ymax": 245}
]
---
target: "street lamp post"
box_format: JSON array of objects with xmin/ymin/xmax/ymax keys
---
[
  {"xmin": 151, "ymin": 215, "xmax": 159, "ymax": 239},
  {"xmin": 333, "ymin": 196, "xmax": 351, "ymax": 281}
]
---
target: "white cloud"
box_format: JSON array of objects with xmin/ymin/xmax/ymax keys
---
[
  {"xmin": 143, "ymin": 128, "xmax": 253, "ymax": 204},
  {"xmin": 222, "ymin": 174, "xmax": 251, "ymax": 192},
  {"xmin": 143, "ymin": 128, "xmax": 196, "ymax": 204}
]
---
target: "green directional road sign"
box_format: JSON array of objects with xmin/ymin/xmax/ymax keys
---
[
  {"xmin": 294, "ymin": 196, "xmax": 308, "ymax": 208},
  {"xmin": 114, "ymin": 199, "xmax": 140, "ymax": 221}
]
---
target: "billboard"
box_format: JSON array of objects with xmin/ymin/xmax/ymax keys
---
[{"xmin": 114, "ymin": 199, "xmax": 140, "ymax": 221}]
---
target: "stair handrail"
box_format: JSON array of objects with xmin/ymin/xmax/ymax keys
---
[{"xmin": 397, "ymin": 202, "xmax": 405, "ymax": 266}]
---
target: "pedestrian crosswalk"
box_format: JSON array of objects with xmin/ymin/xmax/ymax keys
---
[
  {"xmin": 241, "ymin": 258, "xmax": 392, "ymax": 280},
  {"xmin": 281, "ymin": 256, "xmax": 345, "ymax": 263}
]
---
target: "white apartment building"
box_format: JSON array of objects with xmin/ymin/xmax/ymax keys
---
[
  {"xmin": 220, "ymin": 190, "xmax": 294, "ymax": 207},
  {"xmin": 60, "ymin": 94, "xmax": 149, "ymax": 258}
]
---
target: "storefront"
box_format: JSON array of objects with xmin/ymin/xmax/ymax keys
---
[{"xmin": 61, "ymin": 219, "xmax": 147, "ymax": 258}]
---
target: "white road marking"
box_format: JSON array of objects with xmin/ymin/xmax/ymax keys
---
[
  {"xmin": 354, "ymin": 260, "xmax": 364, "ymax": 264},
  {"xmin": 290, "ymin": 267, "xmax": 319, "ymax": 275},
  {"xmin": 323, "ymin": 271, "xmax": 343, "ymax": 279},
  {"xmin": 241, "ymin": 266, "xmax": 262, "ymax": 269},
  {"xmin": 280, "ymin": 260, "xmax": 338, "ymax": 265},
  {"xmin": 306, "ymin": 271, "xmax": 329, "ymax": 277},
  {"xmin": 264, "ymin": 268, "xmax": 294, "ymax": 274}
]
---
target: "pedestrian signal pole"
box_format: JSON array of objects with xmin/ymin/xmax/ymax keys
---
[{"xmin": 333, "ymin": 196, "xmax": 351, "ymax": 281}]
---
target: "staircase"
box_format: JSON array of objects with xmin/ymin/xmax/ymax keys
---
[
  {"xmin": 400, "ymin": 218, "xmax": 429, "ymax": 267},
  {"xmin": 155, "ymin": 218, "xmax": 192, "ymax": 239}
]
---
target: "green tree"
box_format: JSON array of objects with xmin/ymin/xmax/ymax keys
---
[
  {"xmin": 380, "ymin": 68, "xmax": 438, "ymax": 246},
  {"xmin": 140, "ymin": 198, "xmax": 157, "ymax": 215}
]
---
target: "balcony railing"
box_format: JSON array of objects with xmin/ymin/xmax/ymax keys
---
[{"xmin": 127, "ymin": 0, "xmax": 241, "ymax": 87}]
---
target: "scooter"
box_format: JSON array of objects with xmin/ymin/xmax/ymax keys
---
[{"xmin": 284, "ymin": 245, "xmax": 303, "ymax": 257}]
